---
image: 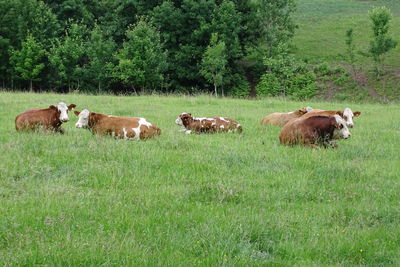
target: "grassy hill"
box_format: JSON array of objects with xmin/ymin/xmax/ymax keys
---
[
  {"xmin": 1, "ymin": 92, "xmax": 399, "ymax": 265},
  {"xmin": 292, "ymin": 0, "xmax": 400, "ymax": 101}
]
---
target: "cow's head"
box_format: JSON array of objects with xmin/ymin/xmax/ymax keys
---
[
  {"xmin": 49, "ymin": 102, "xmax": 76, "ymax": 122},
  {"xmin": 74, "ymin": 109, "xmax": 90, "ymax": 128},
  {"xmin": 175, "ymin": 113, "xmax": 193, "ymax": 127},
  {"xmin": 332, "ymin": 115, "xmax": 351, "ymax": 139},
  {"xmin": 337, "ymin": 108, "xmax": 361, "ymax": 128}
]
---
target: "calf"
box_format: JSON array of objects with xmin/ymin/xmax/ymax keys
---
[
  {"xmin": 175, "ymin": 113, "xmax": 242, "ymax": 134},
  {"xmin": 74, "ymin": 109, "xmax": 160, "ymax": 140},
  {"xmin": 303, "ymin": 108, "xmax": 361, "ymax": 128},
  {"xmin": 260, "ymin": 107, "xmax": 313, "ymax": 127},
  {"xmin": 15, "ymin": 102, "xmax": 76, "ymax": 133},
  {"xmin": 279, "ymin": 115, "xmax": 351, "ymax": 148}
]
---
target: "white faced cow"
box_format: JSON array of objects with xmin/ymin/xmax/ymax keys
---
[
  {"xmin": 74, "ymin": 109, "xmax": 161, "ymax": 140},
  {"xmin": 15, "ymin": 102, "xmax": 76, "ymax": 133}
]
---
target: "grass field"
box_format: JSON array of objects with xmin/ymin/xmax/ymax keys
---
[{"xmin": 1, "ymin": 92, "xmax": 399, "ymax": 265}]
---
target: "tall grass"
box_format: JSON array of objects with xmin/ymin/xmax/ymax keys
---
[{"xmin": 0, "ymin": 92, "xmax": 399, "ymax": 265}]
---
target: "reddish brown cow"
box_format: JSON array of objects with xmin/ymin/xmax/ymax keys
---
[
  {"xmin": 15, "ymin": 102, "xmax": 76, "ymax": 133},
  {"xmin": 175, "ymin": 113, "xmax": 242, "ymax": 134},
  {"xmin": 74, "ymin": 109, "xmax": 160, "ymax": 140},
  {"xmin": 303, "ymin": 108, "xmax": 361, "ymax": 128},
  {"xmin": 260, "ymin": 107, "xmax": 313, "ymax": 127},
  {"xmin": 279, "ymin": 115, "xmax": 351, "ymax": 148}
]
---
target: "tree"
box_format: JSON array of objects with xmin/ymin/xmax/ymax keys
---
[
  {"xmin": 200, "ymin": 33, "xmax": 227, "ymax": 97},
  {"xmin": 345, "ymin": 28, "xmax": 357, "ymax": 76},
  {"xmin": 368, "ymin": 6, "xmax": 397, "ymax": 75},
  {"xmin": 85, "ymin": 25, "xmax": 116, "ymax": 92},
  {"xmin": 48, "ymin": 22, "xmax": 87, "ymax": 91},
  {"xmin": 112, "ymin": 19, "xmax": 167, "ymax": 93},
  {"xmin": 9, "ymin": 34, "xmax": 45, "ymax": 91}
]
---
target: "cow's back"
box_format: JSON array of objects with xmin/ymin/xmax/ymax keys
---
[
  {"xmin": 15, "ymin": 108, "xmax": 55, "ymax": 131},
  {"xmin": 261, "ymin": 112, "xmax": 302, "ymax": 127}
]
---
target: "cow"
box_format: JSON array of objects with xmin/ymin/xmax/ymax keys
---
[
  {"xmin": 260, "ymin": 107, "xmax": 313, "ymax": 127},
  {"xmin": 279, "ymin": 115, "xmax": 351, "ymax": 148},
  {"xmin": 175, "ymin": 113, "xmax": 242, "ymax": 134},
  {"xmin": 301, "ymin": 108, "xmax": 361, "ymax": 128},
  {"xmin": 15, "ymin": 102, "xmax": 76, "ymax": 133},
  {"xmin": 74, "ymin": 109, "xmax": 160, "ymax": 140}
]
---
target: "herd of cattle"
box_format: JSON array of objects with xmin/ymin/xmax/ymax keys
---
[{"xmin": 15, "ymin": 102, "xmax": 361, "ymax": 148}]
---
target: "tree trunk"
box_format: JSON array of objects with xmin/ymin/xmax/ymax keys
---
[
  {"xmin": 29, "ymin": 80, "xmax": 33, "ymax": 92},
  {"xmin": 214, "ymin": 82, "xmax": 217, "ymax": 97}
]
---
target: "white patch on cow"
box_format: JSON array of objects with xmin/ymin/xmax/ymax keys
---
[
  {"xmin": 287, "ymin": 111, "xmax": 294, "ymax": 114},
  {"xmin": 237, "ymin": 124, "xmax": 241, "ymax": 127},
  {"xmin": 132, "ymin": 127, "xmax": 140, "ymax": 140},
  {"xmin": 57, "ymin": 102, "xmax": 70, "ymax": 122},
  {"xmin": 306, "ymin": 106, "xmax": 313, "ymax": 112},
  {"xmin": 333, "ymin": 115, "xmax": 351, "ymax": 139},
  {"xmin": 75, "ymin": 109, "xmax": 90, "ymax": 128},
  {"xmin": 175, "ymin": 117, "xmax": 183, "ymax": 126},
  {"xmin": 112, "ymin": 131, "xmax": 115, "ymax": 137},
  {"xmin": 123, "ymin": 128, "xmax": 128, "ymax": 139},
  {"xmin": 343, "ymin": 108, "xmax": 355, "ymax": 128},
  {"xmin": 138, "ymin": 118, "xmax": 152, "ymax": 128},
  {"xmin": 220, "ymin": 125, "xmax": 224, "ymax": 129},
  {"xmin": 211, "ymin": 122, "xmax": 216, "ymax": 126},
  {"xmin": 185, "ymin": 130, "xmax": 192, "ymax": 134},
  {"xmin": 219, "ymin": 117, "xmax": 229, "ymax": 122}
]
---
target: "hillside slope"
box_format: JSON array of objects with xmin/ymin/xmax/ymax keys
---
[{"xmin": 292, "ymin": 0, "xmax": 400, "ymax": 101}]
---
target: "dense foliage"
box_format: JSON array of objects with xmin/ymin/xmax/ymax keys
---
[{"xmin": 0, "ymin": 0, "xmax": 297, "ymax": 95}]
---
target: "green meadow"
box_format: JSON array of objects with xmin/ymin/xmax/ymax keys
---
[{"xmin": 1, "ymin": 92, "xmax": 399, "ymax": 265}]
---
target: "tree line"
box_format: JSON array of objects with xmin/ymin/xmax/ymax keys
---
[{"xmin": 0, "ymin": 0, "xmax": 296, "ymax": 96}]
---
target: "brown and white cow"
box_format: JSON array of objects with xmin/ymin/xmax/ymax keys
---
[
  {"xmin": 74, "ymin": 109, "xmax": 160, "ymax": 140},
  {"xmin": 175, "ymin": 113, "xmax": 242, "ymax": 134},
  {"xmin": 15, "ymin": 102, "xmax": 76, "ymax": 133},
  {"xmin": 260, "ymin": 107, "xmax": 313, "ymax": 127},
  {"xmin": 303, "ymin": 108, "xmax": 361, "ymax": 128},
  {"xmin": 279, "ymin": 115, "xmax": 351, "ymax": 148}
]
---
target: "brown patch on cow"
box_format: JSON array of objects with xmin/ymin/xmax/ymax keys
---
[
  {"xmin": 279, "ymin": 116, "xmax": 342, "ymax": 148},
  {"xmin": 354, "ymin": 111, "xmax": 361, "ymax": 117}
]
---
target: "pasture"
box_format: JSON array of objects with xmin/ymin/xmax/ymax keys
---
[{"xmin": 1, "ymin": 92, "xmax": 400, "ymax": 265}]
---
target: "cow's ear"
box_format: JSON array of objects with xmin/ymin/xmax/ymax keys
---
[
  {"xmin": 68, "ymin": 104, "xmax": 77, "ymax": 110},
  {"xmin": 299, "ymin": 108, "xmax": 307, "ymax": 114},
  {"xmin": 354, "ymin": 111, "xmax": 361, "ymax": 117},
  {"xmin": 74, "ymin": 110, "xmax": 80, "ymax": 116},
  {"xmin": 49, "ymin": 105, "xmax": 57, "ymax": 109},
  {"xmin": 188, "ymin": 113, "xmax": 192, "ymax": 116},
  {"xmin": 336, "ymin": 111, "xmax": 344, "ymax": 117}
]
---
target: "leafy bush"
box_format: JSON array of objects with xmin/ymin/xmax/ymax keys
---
[
  {"xmin": 230, "ymin": 74, "xmax": 250, "ymax": 98},
  {"xmin": 256, "ymin": 45, "xmax": 317, "ymax": 100}
]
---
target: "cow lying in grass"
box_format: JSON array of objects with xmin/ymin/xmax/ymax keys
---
[
  {"xmin": 279, "ymin": 115, "xmax": 351, "ymax": 148},
  {"xmin": 175, "ymin": 113, "xmax": 242, "ymax": 134},
  {"xmin": 15, "ymin": 102, "xmax": 76, "ymax": 133},
  {"xmin": 74, "ymin": 109, "xmax": 160, "ymax": 140},
  {"xmin": 302, "ymin": 108, "xmax": 361, "ymax": 128},
  {"xmin": 260, "ymin": 107, "xmax": 313, "ymax": 127}
]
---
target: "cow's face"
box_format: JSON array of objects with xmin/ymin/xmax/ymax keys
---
[
  {"xmin": 54, "ymin": 102, "xmax": 76, "ymax": 122},
  {"xmin": 342, "ymin": 108, "xmax": 361, "ymax": 128},
  {"xmin": 74, "ymin": 109, "xmax": 90, "ymax": 128},
  {"xmin": 175, "ymin": 113, "xmax": 193, "ymax": 127},
  {"xmin": 333, "ymin": 115, "xmax": 351, "ymax": 139}
]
